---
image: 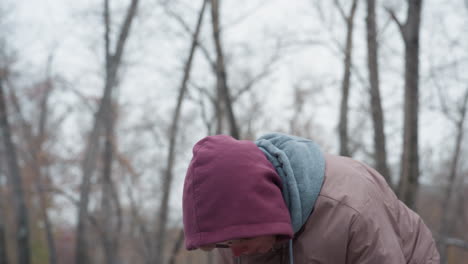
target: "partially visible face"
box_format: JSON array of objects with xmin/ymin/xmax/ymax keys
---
[{"xmin": 200, "ymin": 235, "xmax": 277, "ymax": 256}]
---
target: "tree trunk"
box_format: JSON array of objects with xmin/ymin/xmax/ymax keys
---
[
  {"xmin": 211, "ymin": 0, "xmax": 224, "ymax": 136},
  {"xmin": 100, "ymin": 95, "xmax": 119, "ymax": 264},
  {"xmin": 0, "ymin": 185, "xmax": 8, "ymax": 264},
  {"xmin": 337, "ymin": 0, "xmax": 358, "ymax": 157},
  {"xmin": 125, "ymin": 179, "xmax": 152, "ymax": 264},
  {"xmin": 438, "ymin": 90, "xmax": 468, "ymax": 264},
  {"xmin": 100, "ymin": 79, "xmax": 117, "ymax": 264},
  {"xmin": 154, "ymin": 1, "xmax": 207, "ymax": 263},
  {"xmin": 365, "ymin": 0, "xmax": 391, "ymax": 184},
  {"xmin": 396, "ymin": 0, "xmax": 423, "ymax": 210},
  {"xmin": 36, "ymin": 170, "xmax": 56, "ymax": 264},
  {"xmin": 210, "ymin": 0, "xmax": 240, "ymax": 139},
  {"xmin": 75, "ymin": 1, "xmax": 139, "ymax": 263},
  {"xmin": 0, "ymin": 78, "xmax": 30, "ymax": 264},
  {"xmin": 99, "ymin": 1, "xmax": 119, "ymax": 263},
  {"xmin": 31, "ymin": 124, "xmax": 57, "ymax": 264},
  {"xmin": 35, "ymin": 56, "xmax": 57, "ymax": 264},
  {"xmin": 215, "ymin": 78, "xmax": 225, "ymax": 134},
  {"xmin": 167, "ymin": 229, "xmax": 184, "ymax": 264}
]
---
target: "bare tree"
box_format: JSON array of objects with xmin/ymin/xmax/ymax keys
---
[
  {"xmin": 0, "ymin": 7, "xmax": 19, "ymax": 263},
  {"xmin": 1, "ymin": 4, "xmax": 56, "ymax": 262},
  {"xmin": 0, "ymin": 76, "xmax": 30, "ymax": 264},
  {"xmin": 6, "ymin": 54, "xmax": 57, "ymax": 264},
  {"xmin": 75, "ymin": 1, "xmax": 140, "ymax": 263},
  {"xmin": 387, "ymin": 0, "xmax": 423, "ymax": 210},
  {"xmin": 436, "ymin": 87, "xmax": 468, "ymax": 263},
  {"xmin": 154, "ymin": 1, "xmax": 208, "ymax": 263},
  {"xmin": 335, "ymin": 0, "xmax": 359, "ymax": 157},
  {"xmin": 365, "ymin": 0, "xmax": 391, "ymax": 184},
  {"xmin": 210, "ymin": 0, "xmax": 240, "ymax": 139}
]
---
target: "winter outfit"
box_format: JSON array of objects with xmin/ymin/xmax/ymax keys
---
[{"xmin": 182, "ymin": 133, "xmax": 440, "ymax": 263}]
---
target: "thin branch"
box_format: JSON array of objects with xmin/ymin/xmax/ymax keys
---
[
  {"xmin": 61, "ymin": 80, "xmax": 95, "ymax": 112},
  {"xmin": 164, "ymin": 5, "xmax": 216, "ymax": 70},
  {"xmin": 431, "ymin": 69, "xmax": 457, "ymax": 123},
  {"xmin": 104, "ymin": 0, "xmax": 111, "ymax": 67},
  {"xmin": 385, "ymin": 7, "xmax": 405, "ymax": 36},
  {"xmin": 46, "ymin": 186, "xmax": 104, "ymax": 240},
  {"xmin": 231, "ymin": 47, "xmax": 281, "ymax": 102},
  {"xmin": 311, "ymin": 2, "xmax": 346, "ymax": 55},
  {"xmin": 437, "ymin": 236, "xmax": 468, "ymax": 250},
  {"xmin": 312, "ymin": 0, "xmax": 327, "ymax": 25},
  {"xmin": 377, "ymin": 16, "xmax": 393, "ymax": 41},
  {"xmin": 38, "ymin": 52, "xmax": 55, "ymax": 143},
  {"xmin": 350, "ymin": 62, "xmax": 369, "ymax": 92},
  {"xmin": 188, "ymin": 81, "xmax": 216, "ymax": 105},
  {"xmin": 197, "ymin": 42, "xmax": 217, "ymax": 72},
  {"xmin": 186, "ymin": 83, "xmax": 216, "ymax": 134},
  {"xmin": 333, "ymin": 0, "xmax": 347, "ymax": 21},
  {"xmin": 456, "ymin": 87, "xmax": 468, "ymax": 117},
  {"xmin": 48, "ymin": 187, "xmax": 79, "ymax": 206},
  {"xmin": 426, "ymin": 57, "xmax": 468, "ymax": 73},
  {"xmin": 220, "ymin": 1, "xmax": 270, "ymax": 32}
]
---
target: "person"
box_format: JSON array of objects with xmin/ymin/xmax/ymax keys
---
[{"xmin": 182, "ymin": 133, "xmax": 440, "ymax": 263}]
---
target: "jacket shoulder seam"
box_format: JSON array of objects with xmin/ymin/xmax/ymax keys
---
[{"xmin": 318, "ymin": 194, "xmax": 366, "ymax": 215}]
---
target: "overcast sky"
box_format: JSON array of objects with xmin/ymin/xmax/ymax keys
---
[{"xmin": 6, "ymin": 0, "xmax": 468, "ymax": 224}]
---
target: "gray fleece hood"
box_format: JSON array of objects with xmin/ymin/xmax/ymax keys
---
[{"xmin": 256, "ymin": 133, "xmax": 326, "ymax": 233}]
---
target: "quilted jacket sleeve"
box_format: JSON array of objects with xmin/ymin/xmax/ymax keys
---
[{"xmin": 346, "ymin": 210, "xmax": 406, "ymax": 264}]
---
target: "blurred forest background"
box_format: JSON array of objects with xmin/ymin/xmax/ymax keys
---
[{"xmin": 0, "ymin": 0, "xmax": 467, "ymax": 263}]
